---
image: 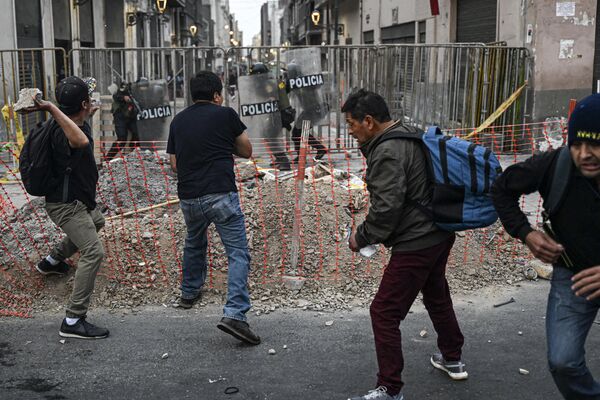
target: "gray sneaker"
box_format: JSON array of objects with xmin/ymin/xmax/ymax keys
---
[
  {"xmin": 430, "ymin": 353, "xmax": 468, "ymax": 380},
  {"xmin": 348, "ymin": 386, "xmax": 404, "ymax": 400}
]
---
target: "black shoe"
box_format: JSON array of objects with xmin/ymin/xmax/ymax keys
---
[
  {"xmin": 59, "ymin": 317, "xmax": 109, "ymax": 339},
  {"xmin": 178, "ymin": 293, "xmax": 202, "ymax": 309},
  {"xmin": 217, "ymin": 317, "xmax": 261, "ymax": 345},
  {"xmin": 36, "ymin": 259, "xmax": 70, "ymax": 276}
]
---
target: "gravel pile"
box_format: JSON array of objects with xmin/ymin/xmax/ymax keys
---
[{"xmin": 97, "ymin": 150, "xmax": 178, "ymax": 213}]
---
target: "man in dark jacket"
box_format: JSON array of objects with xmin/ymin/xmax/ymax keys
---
[
  {"xmin": 491, "ymin": 94, "xmax": 600, "ymax": 400},
  {"xmin": 22, "ymin": 76, "xmax": 108, "ymax": 339},
  {"xmin": 345, "ymin": 90, "xmax": 467, "ymax": 400}
]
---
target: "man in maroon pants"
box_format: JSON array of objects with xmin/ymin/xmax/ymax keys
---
[{"xmin": 344, "ymin": 90, "xmax": 467, "ymax": 400}]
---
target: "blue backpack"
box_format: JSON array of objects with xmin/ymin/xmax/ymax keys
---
[{"xmin": 381, "ymin": 126, "xmax": 502, "ymax": 231}]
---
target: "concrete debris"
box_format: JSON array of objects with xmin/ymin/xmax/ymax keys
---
[
  {"xmin": 519, "ymin": 368, "xmax": 530, "ymax": 375},
  {"xmin": 523, "ymin": 266, "xmax": 538, "ymax": 280},
  {"xmin": 13, "ymin": 88, "xmax": 42, "ymax": 112},
  {"xmin": 529, "ymin": 260, "xmax": 553, "ymax": 280},
  {"xmin": 268, "ymin": 349, "xmax": 276, "ymax": 355}
]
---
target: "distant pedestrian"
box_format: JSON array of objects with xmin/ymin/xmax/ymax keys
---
[{"xmin": 167, "ymin": 71, "xmax": 260, "ymax": 345}]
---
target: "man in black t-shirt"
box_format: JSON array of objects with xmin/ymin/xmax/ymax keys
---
[
  {"xmin": 167, "ymin": 71, "xmax": 260, "ymax": 345},
  {"xmin": 22, "ymin": 76, "xmax": 109, "ymax": 340}
]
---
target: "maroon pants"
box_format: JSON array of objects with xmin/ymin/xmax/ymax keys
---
[{"xmin": 370, "ymin": 236, "xmax": 464, "ymax": 395}]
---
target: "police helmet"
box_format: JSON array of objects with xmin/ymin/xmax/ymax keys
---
[{"xmin": 250, "ymin": 63, "xmax": 269, "ymax": 75}]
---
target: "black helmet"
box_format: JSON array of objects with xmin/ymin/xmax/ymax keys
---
[
  {"xmin": 250, "ymin": 63, "xmax": 269, "ymax": 75},
  {"xmin": 286, "ymin": 62, "xmax": 301, "ymax": 79}
]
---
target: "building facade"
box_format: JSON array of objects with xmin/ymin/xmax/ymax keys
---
[{"xmin": 264, "ymin": 0, "xmax": 599, "ymax": 121}]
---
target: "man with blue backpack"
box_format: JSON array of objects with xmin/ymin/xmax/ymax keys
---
[
  {"xmin": 492, "ymin": 94, "xmax": 600, "ymax": 400},
  {"xmin": 344, "ymin": 89, "xmax": 479, "ymax": 400}
]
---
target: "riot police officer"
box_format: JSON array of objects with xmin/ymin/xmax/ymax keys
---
[
  {"xmin": 286, "ymin": 61, "xmax": 327, "ymax": 162},
  {"xmin": 106, "ymin": 81, "xmax": 140, "ymax": 160},
  {"xmin": 244, "ymin": 63, "xmax": 292, "ymax": 171}
]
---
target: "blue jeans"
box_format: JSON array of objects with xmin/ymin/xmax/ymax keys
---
[
  {"xmin": 180, "ymin": 192, "xmax": 251, "ymax": 322},
  {"xmin": 547, "ymin": 266, "xmax": 600, "ymax": 400}
]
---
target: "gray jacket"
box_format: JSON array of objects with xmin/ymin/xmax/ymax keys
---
[{"xmin": 355, "ymin": 121, "xmax": 453, "ymax": 252}]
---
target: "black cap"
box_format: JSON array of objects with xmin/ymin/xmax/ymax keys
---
[
  {"xmin": 568, "ymin": 94, "xmax": 600, "ymax": 147},
  {"xmin": 55, "ymin": 76, "xmax": 89, "ymax": 115}
]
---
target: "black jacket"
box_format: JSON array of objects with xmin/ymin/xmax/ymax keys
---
[{"xmin": 491, "ymin": 149, "xmax": 600, "ymax": 271}]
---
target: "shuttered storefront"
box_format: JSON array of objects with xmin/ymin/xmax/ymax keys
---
[
  {"xmin": 381, "ymin": 22, "xmax": 415, "ymax": 44},
  {"xmin": 456, "ymin": 0, "xmax": 497, "ymax": 43}
]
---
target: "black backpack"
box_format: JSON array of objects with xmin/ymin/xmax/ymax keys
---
[{"xmin": 19, "ymin": 119, "xmax": 58, "ymax": 196}]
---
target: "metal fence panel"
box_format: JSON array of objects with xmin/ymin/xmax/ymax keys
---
[
  {"xmin": 0, "ymin": 48, "xmax": 67, "ymax": 142},
  {"xmin": 225, "ymin": 44, "xmax": 530, "ymax": 150}
]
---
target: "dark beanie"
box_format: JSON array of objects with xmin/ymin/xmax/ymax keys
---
[
  {"xmin": 55, "ymin": 76, "xmax": 89, "ymax": 115},
  {"xmin": 568, "ymin": 94, "xmax": 600, "ymax": 147}
]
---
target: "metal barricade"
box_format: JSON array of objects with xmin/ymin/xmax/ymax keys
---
[
  {"xmin": 0, "ymin": 48, "xmax": 67, "ymax": 142},
  {"xmin": 0, "ymin": 45, "xmax": 531, "ymax": 152},
  {"xmin": 0, "ymin": 48, "xmax": 67, "ymax": 182},
  {"xmin": 225, "ymin": 44, "xmax": 531, "ymax": 151},
  {"xmin": 70, "ymin": 47, "xmax": 227, "ymax": 141}
]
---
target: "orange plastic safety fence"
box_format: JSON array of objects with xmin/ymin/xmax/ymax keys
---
[{"xmin": 0, "ymin": 120, "xmax": 568, "ymax": 317}]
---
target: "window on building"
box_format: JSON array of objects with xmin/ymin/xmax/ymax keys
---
[
  {"xmin": 418, "ymin": 21, "xmax": 426, "ymax": 44},
  {"xmin": 15, "ymin": 0, "xmax": 44, "ymax": 94},
  {"xmin": 105, "ymin": 0, "xmax": 125, "ymax": 48},
  {"xmin": 363, "ymin": 30, "xmax": 374, "ymax": 44},
  {"xmin": 79, "ymin": 0, "xmax": 95, "ymax": 48},
  {"xmin": 16, "ymin": 0, "xmax": 43, "ymax": 48}
]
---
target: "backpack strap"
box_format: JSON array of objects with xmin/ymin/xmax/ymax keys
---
[
  {"xmin": 375, "ymin": 125, "xmax": 436, "ymax": 219},
  {"xmin": 543, "ymin": 146, "xmax": 572, "ymax": 217},
  {"xmin": 46, "ymin": 118, "xmax": 84, "ymax": 203}
]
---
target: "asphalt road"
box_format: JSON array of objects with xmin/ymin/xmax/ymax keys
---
[{"xmin": 1, "ymin": 281, "xmax": 599, "ymax": 400}]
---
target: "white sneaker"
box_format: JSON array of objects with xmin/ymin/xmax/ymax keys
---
[
  {"xmin": 430, "ymin": 353, "xmax": 469, "ymax": 380},
  {"xmin": 348, "ymin": 386, "xmax": 404, "ymax": 400}
]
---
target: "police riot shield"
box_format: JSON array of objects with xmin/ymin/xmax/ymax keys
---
[
  {"xmin": 283, "ymin": 47, "xmax": 328, "ymax": 126},
  {"xmin": 130, "ymin": 79, "xmax": 172, "ymax": 142},
  {"xmin": 237, "ymin": 73, "xmax": 287, "ymax": 159}
]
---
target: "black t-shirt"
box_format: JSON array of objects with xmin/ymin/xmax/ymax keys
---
[
  {"xmin": 167, "ymin": 102, "xmax": 246, "ymax": 199},
  {"xmin": 45, "ymin": 120, "xmax": 98, "ymax": 209}
]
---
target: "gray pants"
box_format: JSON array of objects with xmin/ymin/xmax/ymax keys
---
[{"xmin": 45, "ymin": 201, "xmax": 105, "ymax": 318}]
